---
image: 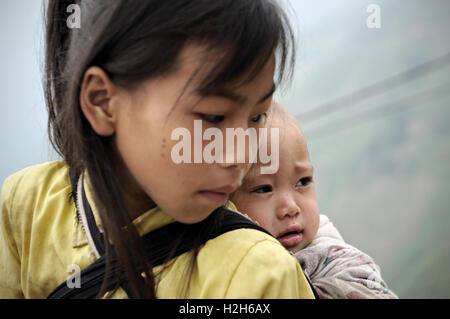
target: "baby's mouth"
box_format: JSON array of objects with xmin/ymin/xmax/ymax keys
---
[{"xmin": 277, "ymin": 229, "xmax": 303, "ymax": 249}]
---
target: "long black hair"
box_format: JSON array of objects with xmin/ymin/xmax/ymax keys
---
[{"xmin": 44, "ymin": 0, "xmax": 296, "ymax": 298}]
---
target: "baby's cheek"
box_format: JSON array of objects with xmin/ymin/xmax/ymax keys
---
[
  {"xmin": 230, "ymin": 191, "xmax": 249, "ymax": 211},
  {"xmin": 301, "ymin": 201, "xmax": 320, "ymax": 244},
  {"xmin": 308, "ymin": 204, "xmax": 321, "ymax": 241},
  {"xmin": 232, "ymin": 195, "xmax": 266, "ymax": 223},
  {"xmin": 240, "ymin": 202, "xmax": 261, "ymax": 221}
]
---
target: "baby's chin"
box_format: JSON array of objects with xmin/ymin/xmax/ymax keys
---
[
  {"xmin": 286, "ymin": 241, "xmax": 310, "ymax": 254},
  {"xmin": 293, "ymin": 242, "xmax": 308, "ymax": 254}
]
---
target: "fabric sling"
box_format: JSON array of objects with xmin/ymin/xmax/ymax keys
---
[{"xmin": 47, "ymin": 171, "xmax": 319, "ymax": 299}]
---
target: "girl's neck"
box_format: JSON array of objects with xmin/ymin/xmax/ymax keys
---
[
  {"xmin": 121, "ymin": 180, "xmax": 156, "ymax": 221},
  {"xmin": 113, "ymin": 154, "xmax": 156, "ymax": 221}
]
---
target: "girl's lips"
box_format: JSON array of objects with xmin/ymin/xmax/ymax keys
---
[
  {"xmin": 277, "ymin": 231, "xmax": 303, "ymax": 248},
  {"xmin": 199, "ymin": 191, "xmax": 229, "ymax": 205}
]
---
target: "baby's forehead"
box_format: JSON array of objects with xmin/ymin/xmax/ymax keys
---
[
  {"xmin": 243, "ymin": 163, "xmax": 265, "ymax": 182},
  {"xmin": 241, "ymin": 105, "xmax": 311, "ymax": 184},
  {"xmin": 269, "ymin": 111, "xmax": 309, "ymax": 154},
  {"xmin": 268, "ymin": 104, "xmax": 304, "ymax": 137},
  {"xmin": 244, "ymin": 133, "xmax": 311, "ymax": 178}
]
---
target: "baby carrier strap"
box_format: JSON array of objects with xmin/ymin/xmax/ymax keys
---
[{"xmin": 47, "ymin": 170, "xmax": 272, "ymax": 299}]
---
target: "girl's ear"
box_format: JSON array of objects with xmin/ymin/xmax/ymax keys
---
[{"xmin": 79, "ymin": 66, "xmax": 122, "ymax": 136}]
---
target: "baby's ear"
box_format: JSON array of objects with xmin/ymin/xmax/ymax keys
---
[{"xmin": 79, "ymin": 66, "xmax": 122, "ymax": 136}]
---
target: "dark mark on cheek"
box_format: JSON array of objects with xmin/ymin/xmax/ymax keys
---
[{"xmin": 161, "ymin": 138, "xmax": 167, "ymax": 157}]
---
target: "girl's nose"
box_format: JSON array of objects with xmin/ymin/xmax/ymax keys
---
[
  {"xmin": 219, "ymin": 125, "xmax": 257, "ymax": 168},
  {"xmin": 217, "ymin": 158, "xmax": 250, "ymax": 171},
  {"xmin": 276, "ymin": 194, "xmax": 301, "ymax": 219},
  {"xmin": 218, "ymin": 161, "xmax": 239, "ymax": 169}
]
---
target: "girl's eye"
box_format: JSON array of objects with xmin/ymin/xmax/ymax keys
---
[
  {"xmin": 296, "ymin": 177, "xmax": 312, "ymax": 187},
  {"xmin": 200, "ymin": 114, "xmax": 225, "ymax": 124},
  {"xmin": 251, "ymin": 185, "xmax": 273, "ymax": 194},
  {"xmin": 251, "ymin": 113, "xmax": 267, "ymax": 123}
]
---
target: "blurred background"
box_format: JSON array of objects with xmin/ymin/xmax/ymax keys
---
[{"xmin": 0, "ymin": 0, "xmax": 449, "ymax": 298}]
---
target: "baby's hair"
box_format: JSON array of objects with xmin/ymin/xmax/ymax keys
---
[{"xmin": 43, "ymin": 0, "xmax": 296, "ymax": 298}]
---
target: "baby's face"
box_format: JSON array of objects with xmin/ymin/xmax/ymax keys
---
[{"xmin": 232, "ymin": 120, "xmax": 320, "ymax": 253}]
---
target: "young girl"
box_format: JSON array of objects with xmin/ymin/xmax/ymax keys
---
[{"xmin": 0, "ymin": 0, "xmax": 315, "ymax": 298}]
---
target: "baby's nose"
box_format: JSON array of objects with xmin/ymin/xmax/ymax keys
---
[{"xmin": 276, "ymin": 195, "xmax": 301, "ymax": 219}]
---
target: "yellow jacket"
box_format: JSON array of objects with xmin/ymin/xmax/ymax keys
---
[{"xmin": 0, "ymin": 161, "xmax": 314, "ymax": 299}]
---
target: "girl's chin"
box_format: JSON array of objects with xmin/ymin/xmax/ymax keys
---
[{"xmin": 167, "ymin": 204, "xmax": 218, "ymax": 224}]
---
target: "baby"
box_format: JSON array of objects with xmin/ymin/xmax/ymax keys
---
[{"xmin": 231, "ymin": 103, "xmax": 398, "ymax": 299}]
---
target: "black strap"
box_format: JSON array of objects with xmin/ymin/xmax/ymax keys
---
[
  {"xmin": 48, "ymin": 208, "xmax": 268, "ymax": 298},
  {"xmin": 304, "ymin": 272, "xmax": 320, "ymax": 299}
]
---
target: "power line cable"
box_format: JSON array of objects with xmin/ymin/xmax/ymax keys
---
[
  {"xmin": 296, "ymin": 52, "xmax": 450, "ymax": 125},
  {"xmin": 304, "ymin": 83, "xmax": 450, "ymax": 140}
]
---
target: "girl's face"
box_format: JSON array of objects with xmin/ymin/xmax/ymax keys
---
[
  {"xmin": 113, "ymin": 44, "xmax": 275, "ymax": 223},
  {"xmin": 231, "ymin": 120, "xmax": 320, "ymax": 253}
]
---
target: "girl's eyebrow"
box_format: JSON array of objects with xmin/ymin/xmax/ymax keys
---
[
  {"xmin": 196, "ymin": 82, "xmax": 276, "ymax": 105},
  {"xmin": 259, "ymin": 83, "xmax": 277, "ymax": 103}
]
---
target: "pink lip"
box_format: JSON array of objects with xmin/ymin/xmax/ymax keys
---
[
  {"xmin": 277, "ymin": 225, "xmax": 303, "ymax": 249},
  {"xmin": 199, "ymin": 191, "xmax": 229, "ymax": 205},
  {"xmin": 199, "ymin": 183, "xmax": 239, "ymax": 205},
  {"xmin": 208, "ymin": 184, "xmax": 239, "ymax": 194}
]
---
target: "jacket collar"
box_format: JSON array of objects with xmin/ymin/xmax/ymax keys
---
[{"xmin": 72, "ymin": 172, "xmax": 176, "ymax": 248}]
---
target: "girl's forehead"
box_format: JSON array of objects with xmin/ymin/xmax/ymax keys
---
[{"xmin": 176, "ymin": 42, "xmax": 276, "ymax": 91}]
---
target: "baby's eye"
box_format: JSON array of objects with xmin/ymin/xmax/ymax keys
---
[
  {"xmin": 251, "ymin": 185, "xmax": 273, "ymax": 194},
  {"xmin": 251, "ymin": 112, "xmax": 267, "ymax": 123},
  {"xmin": 200, "ymin": 114, "xmax": 225, "ymax": 124},
  {"xmin": 296, "ymin": 177, "xmax": 312, "ymax": 187}
]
